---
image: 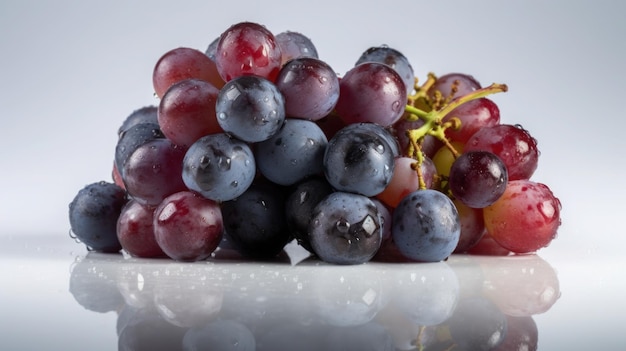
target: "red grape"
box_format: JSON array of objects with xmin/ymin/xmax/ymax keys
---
[
  {"xmin": 158, "ymin": 78, "xmax": 222, "ymax": 148},
  {"xmin": 464, "ymin": 124, "xmax": 539, "ymax": 180},
  {"xmin": 443, "ymin": 98, "xmax": 500, "ymax": 144},
  {"xmin": 453, "ymin": 199, "xmax": 486, "ymax": 253},
  {"xmin": 117, "ymin": 200, "xmax": 165, "ymax": 258},
  {"xmin": 427, "ymin": 72, "xmax": 481, "ymax": 101},
  {"xmin": 153, "ymin": 47, "xmax": 224, "ymax": 98},
  {"xmin": 483, "ymin": 180, "xmax": 561, "ymax": 253},
  {"xmin": 153, "ymin": 191, "xmax": 224, "ymax": 261},
  {"xmin": 215, "ymin": 21, "xmax": 282, "ymax": 82}
]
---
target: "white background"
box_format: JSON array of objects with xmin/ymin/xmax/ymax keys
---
[{"xmin": 1, "ymin": 0, "xmax": 624, "ymax": 262}]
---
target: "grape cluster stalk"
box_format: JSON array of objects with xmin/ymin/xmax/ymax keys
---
[{"xmin": 68, "ymin": 20, "xmax": 562, "ymax": 265}]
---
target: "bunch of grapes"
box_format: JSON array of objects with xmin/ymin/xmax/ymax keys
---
[{"xmin": 68, "ymin": 21, "xmax": 562, "ymax": 264}]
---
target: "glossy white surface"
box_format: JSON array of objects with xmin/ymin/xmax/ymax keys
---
[{"xmin": 2, "ymin": 234, "xmax": 625, "ymax": 350}]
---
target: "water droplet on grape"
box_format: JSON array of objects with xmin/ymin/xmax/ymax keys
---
[
  {"xmin": 335, "ymin": 219, "xmax": 350, "ymax": 234},
  {"xmin": 199, "ymin": 156, "xmax": 210, "ymax": 168},
  {"xmin": 230, "ymin": 180, "xmax": 238, "ymax": 188},
  {"xmin": 217, "ymin": 157, "xmax": 231, "ymax": 171},
  {"xmin": 218, "ymin": 112, "xmax": 228, "ymax": 120},
  {"xmin": 361, "ymin": 215, "xmax": 377, "ymax": 237},
  {"xmin": 391, "ymin": 100, "xmax": 401, "ymax": 112}
]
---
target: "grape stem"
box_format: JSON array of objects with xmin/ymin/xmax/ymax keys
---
[{"xmin": 404, "ymin": 81, "xmax": 508, "ymax": 189}]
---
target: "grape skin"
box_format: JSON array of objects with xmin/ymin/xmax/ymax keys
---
[
  {"xmin": 308, "ymin": 191, "xmax": 383, "ymax": 265},
  {"xmin": 355, "ymin": 45, "xmax": 415, "ymax": 97},
  {"xmin": 114, "ymin": 123, "xmax": 164, "ymax": 178},
  {"xmin": 443, "ymin": 98, "xmax": 500, "ymax": 144},
  {"xmin": 275, "ymin": 30, "xmax": 319, "ymax": 65},
  {"xmin": 118, "ymin": 106, "xmax": 158, "ymax": 137},
  {"xmin": 153, "ymin": 191, "xmax": 223, "ymax": 261},
  {"xmin": 427, "ymin": 72, "xmax": 481, "ymax": 101},
  {"xmin": 392, "ymin": 189, "xmax": 460, "ymax": 262}
]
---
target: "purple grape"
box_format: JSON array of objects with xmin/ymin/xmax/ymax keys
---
[
  {"xmin": 427, "ymin": 72, "xmax": 481, "ymax": 101},
  {"xmin": 334, "ymin": 62, "xmax": 407, "ymax": 127},
  {"xmin": 117, "ymin": 106, "xmax": 158, "ymax": 137},
  {"xmin": 392, "ymin": 189, "xmax": 460, "ymax": 262},
  {"xmin": 449, "ymin": 151, "xmax": 508, "ymax": 208},
  {"xmin": 355, "ymin": 45, "xmax": 415, "ymax": 97},
  {"xmin": 115, "ymin": 123, "xmax": 164, "ymax": 178},
  {"xmin": 275, "ymin": 57, "xmax": 340, "ymax": 121},
  {"xmin": 275, "ymin": 30, "xmax": 319, "ymax": 65},
  {"xmin": 308, "ymin": 191, "xmax": 382, "ymax": 265}
]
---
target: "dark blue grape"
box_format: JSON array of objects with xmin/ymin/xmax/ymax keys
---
[
  {"xmin": 182, "ymin": 133, "xmax": 256, "ymax": 202},
  {"xmin": 216, "ymin": 75, "xmax": 285, "ymax": 143},
  {"xmin": 285, "ymin": 176, "xmax": 334, "ymax": 252},
  {"xmin": 204, "ymin": 36, "xmax": 219, "ymax": 61},
  {"xmin": 355, "ymin": 45, "xmax": 415, "ymax": 96},
  {"xmin": 323, "ymin": 123, "xmax": 395, "ymax": 197},
  {"xmin": 68, "ymin": 181, "xmax": 127, "ymax": 252},
  {"xmin": 338, "ymin": 122, "xmax": 400, "ymax": 158},
  {"xmin": 308, "ymin": 191, "xmax": 382, "ymax": 264},
  {"xmin": 449, "ymin": 150, "xmax": 508, "ymax": 208},
  {"xmin": 255, "ymin": 118, "xmax": 328, "ymax": 186},
  {"xmin": 117, "ymin": 106, "xmax": 158, "ymax": 137},
  {"xmin": 275, "ymin": 30, "xmax": 319, "ymax": 64},
  {"xmin": 392, "ymin": 189, "xmax": 460, "ymax": 262},
  {"xmin": 221, "ymin": 180, "xmax": 291, "ymax": 259},
  {"xmin": 115, "ymin": 122, "xmax": 164, "ymax": 177}
]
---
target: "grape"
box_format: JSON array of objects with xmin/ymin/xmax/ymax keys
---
[
  {"xmin": 122, "ymin": 138, "xmax": 188, "ymax": 207},
  {"xmin": 69, "ymin": 181, "xmax": 127, "ymax": 252},
  {"xmin": 449, "ymin": 151, "xmax": 508, "ymax": 209},
  {"xmin": 467, "ymin": 232, "xmax": 512, "ymax": 256},
  {"xmin": 182, "ymin": 133, "xmax": 256, "ymax": 202},
  {"xmin": 255, "ymin": 118, "xmax": 328, "ymax": 186},
  {"xmin": 215, "ymin": 75, "xmax": 286, "ymax": 143},
  {"xmin": 285, "ymin": 176, "xmax": 334, "ymax": 252},
  {"xmin": 443, "ymin": 98, "xmax": 500, "ymax": 144},
  {"xmin": 204, "ymin": 36, "xmax": 219, "ymax": 61},
  {"xmin": 221, "ymin": 180, "xmax": 291, "ymax": 259},
  {"xmin": 323, "ymin": 123, "xmax": 395, "ymax": 197},
  {"xmin": 464, "ymin": 124, "xmax": 539, "ymax": 180},
  {"xmin": 158, "ymin": 78, "xmax": 221, "ymax": 148},
  {"xmin": 152, "ymin": 47, "xmax": 224, "ymax": 98},
  {"xmin": 116, "ymin": 199, "xmax": 165, "ymax": 258},
  {"xmin": 275, "ymin": 57, "xmax": 340, "ymax": 121},
  {"xmin": 118, "ymin": 106, "xmax": 158, "ymax": 137},
  {"xmin": 215, "ymin": 21, "xmax": 282, "ymax": 82},
  {"xmin": 153, "ymin": 190, "xmax": 224, "ymax": 261},
  {"xmin": 275, "ymin": 30, "xmax": 319, "ymax": 65},
  {"xmin": 427, "ymin": 72, "xmax": 481, "ymax": 101},
  {"xmin": 114, "ymin": 123, "xmax": 164, "ymax": 178},
  {"xmin": 392, "ymin": 189, "xmax": 460, "ymax": 262},
  {"xmin": 334, "ymin": 62, "xmax": 406, "ymax": 126},
  {"xmin": 432, "ymin": 141, "xmax": 464, "ymax": 177},
  {"xmin": 377, "ymin": 156, "xmax": 435, "ymax": 208},
  {"xmin": 308, "ymin": 191, "xmax": 382, "ymax": 265},
  {"xmin": 483, "ymin": 180, "xmax": 561, "ymax": 253},
  {"xmin": 339, "ymin": 122, "xmax": 400, "ymax": 158},
  {"xmin": 355, "ymin": 45, "xmax": 415, "ymax": 96},
  {"xmin": 452, "ymin": 199, "xmax": 486, "ymax": 253}
]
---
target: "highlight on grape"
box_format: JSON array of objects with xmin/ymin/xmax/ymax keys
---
[{"xmin": 69, "ymin": 21, "xmax": 562, "ymax": 263}]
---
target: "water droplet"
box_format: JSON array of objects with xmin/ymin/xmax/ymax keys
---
[
  {"xmin": 218, "ymin": 112, "xmax": 228, "ymax": 120},
  {"xmin": 299, "ymin": 191, "xmax": 308, "ymax": 204},
  {"xmin": 217, "ymin": 157, "xmax": 231, "ymax": 171},
  {"xmin": 361, "ymin": 215, "xmax": 377, "ymax": 237},
  {"xmin": 391, "ymin": 100, "xmax": 401, "ymax": 112},
  {"xmin": 199, "ymin": 156, "xmax": 210, "ymax": 169},
  {"xmin": 290, "ymin": 159, "xmax": 298, "ymax": 165},
  {"xmin": 335, "ymin": 219, "xmax": 350, "ymax": 234},
  {"xmin": 375, "ymin": 142, "xmax": 385, "ymax": 154},
  {"xmin": 230, "ymin": 180, "xmax": 238, "ymax": 188}
]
